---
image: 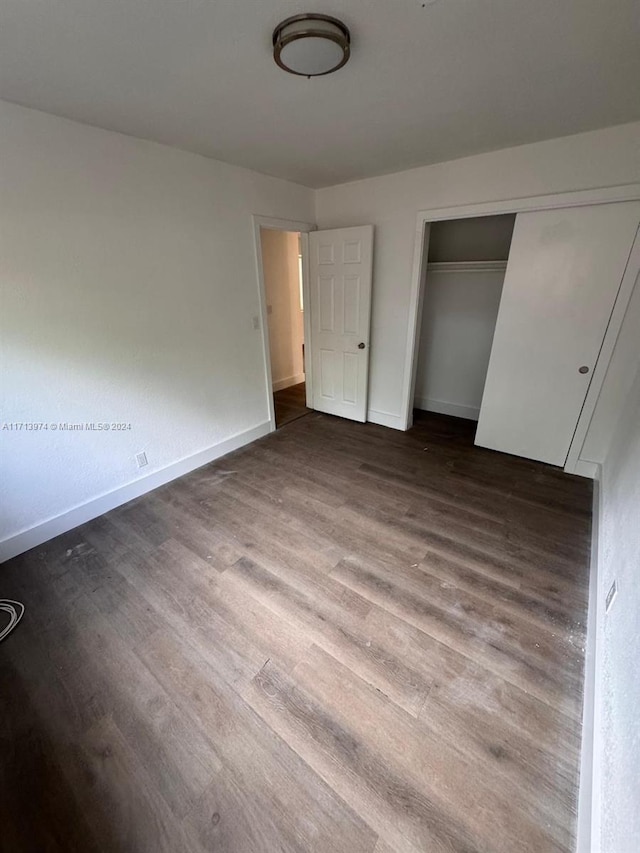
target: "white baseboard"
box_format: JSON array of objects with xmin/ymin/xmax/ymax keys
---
[
  {"xmin": 572, "ymin": 459, "xmax": 599, "ymax": 479},
  {"xmin": 414, "ymin": 396, "xmax": 480, "ymax": 421},
  {"xmin": 576, "ymin": 465, "xmax": 602, "ymax": 852},
  {"xmin": 367, "ymin": 409, "xmax": 405, "ymax": 431},
  {"xmin": 272, "ymin": 373, "xmax": 305, "ymax": 392},
  {"xmin": 0, "ymin": 421, "xmax": 271, "ymax": 563}
]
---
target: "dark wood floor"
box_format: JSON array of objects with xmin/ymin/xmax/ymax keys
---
[
  {"xmin": 0, "ymin": 411, "xmax": 591, "ymax": 852},
  {"xmin": 274, "ymin": 381, "xmax": 311, "ymax": 428}
]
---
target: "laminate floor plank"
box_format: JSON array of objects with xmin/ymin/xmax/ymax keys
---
[
  {"xmin": 274, "ymin": 381, "xmax": 312, "ymax": 428},
  {"xmin": 137, "ymin": 628, "xmax": 378, "ymax": 853},
  {"xmin": 417, "ymin": 665, "xmax": 580, "ymax": 815},
  {"xmin": 417, "ymin": 548, "xmax": 582, "ymax": 634},
  {"xmin": 332, "ymin": 554, "xmax": 583, "ymax": 717},
  {"xmin": 242, "ymin": 442, "xmax": 414, "ymax": 518},
  {"xmin": 195, "ymin": 480, "xmax": 347, "ymax": 571},
  {"xmin": 246, "ymin": 644, "xmax": 571, "ymax": 853},
  {"xmin": 0, "ymin": 657, "xmax": 105, "ymax": 853},
  {"xmin": 68, "ymin": 713, "xmax": 202, "ymax": 853},
  {"xmin": 1, "ymin": 576, "xmax": 211, "ymax": 851},
  {"xmin": 0, "ymin": 409, "xmax": 591, "ymax": 852},
  {"xmin": 224, "ymin": 553, "xmax": 432, "ymax": 717}
]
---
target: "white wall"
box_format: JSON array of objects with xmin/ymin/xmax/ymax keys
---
[
  {"xmin": 260, "ymin": 229, "xmax": 304, "ymax": 391},
  {"xmin": 315, "ymin": 121, "xmax": 640, "ymax": 429},
  {"xmin": 414, "ymin": 267, "xmax": 505, "ymax": 420},
  {"xmin": 596, "ymin": 364, "xmax": 640, "ymax": 853},
  {"xmin": 0, "ymin": 100, "xmax": 314, "ymax": 559}
]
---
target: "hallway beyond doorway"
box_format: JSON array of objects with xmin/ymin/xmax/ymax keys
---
[{"xmin": 274, "ymin": 381, "xmax": 312, "ymax": 428}]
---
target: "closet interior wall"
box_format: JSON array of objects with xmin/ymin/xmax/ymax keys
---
[{"xmin": 413, "ymin": 214, "xmax": 516, "ymax": 421}]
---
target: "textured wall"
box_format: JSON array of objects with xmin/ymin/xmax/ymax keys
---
[
  {"xmin": 0, "ymin": 100, "xmax": 314, "ymax": 547},
  {"xmin": 599, "ymin": 366, "xmax": 640, "ymax": 852}
]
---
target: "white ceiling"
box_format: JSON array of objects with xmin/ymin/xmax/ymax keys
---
[{"xmin": 1, "ymin": 0, "xmax": 639, "ymax": 188}]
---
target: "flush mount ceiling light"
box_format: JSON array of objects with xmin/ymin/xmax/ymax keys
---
[{"xmin": 272, "ymin": 13, "xmax": 351, "ymax": 77}]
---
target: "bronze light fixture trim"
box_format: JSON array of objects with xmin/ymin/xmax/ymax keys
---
[{"xmin": 272, "ymin": 13, "xmax": 351, "ymax": 77}]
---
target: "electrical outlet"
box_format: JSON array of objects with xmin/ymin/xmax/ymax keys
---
[
  {"xmin": 136, "ymin": 451, "xmax": 148, "ymax": 469},
  {"xmin": 605, "ymin": 579, "xmax": 617, "ymax": 613},
  {"xmin": 252, "ymin": 315, "xmax": 260, "ymax": 330}
]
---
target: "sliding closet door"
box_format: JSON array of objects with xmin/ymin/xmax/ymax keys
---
[{"xmin": 475, "ymin": 202, "xmax": 640, "ymax": 466}]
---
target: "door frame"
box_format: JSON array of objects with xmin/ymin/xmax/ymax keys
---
[
  {"xmin": 400, "ymin": 182, "xmax": 640, "ymax": 475},
  {"xmin": 252, "ymin": 215, "xmax": 316, "ymax": 432}
]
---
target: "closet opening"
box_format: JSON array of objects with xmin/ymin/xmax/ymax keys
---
[{"xmin": 412, "ymin": 213, "xmax": 516, "ymax": 426}]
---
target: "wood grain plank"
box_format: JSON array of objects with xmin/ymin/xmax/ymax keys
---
[
  {"xmin": 0, "ymin": 408, "xmax": 590, "ymax": 852},
  {"xmin": 246, "ymin": 644, "xmax": 570, "ymax": 852},
  {"xmin": 331, "ymin": 553, "xmax": 583, "ymax": 717},
  {"xmin": 137, "ymin": 627, "xmax": 378, "ymax": 853},
  {"xmin": 225, "ymin": 554, "xmax": 432, "ymax": 717}
]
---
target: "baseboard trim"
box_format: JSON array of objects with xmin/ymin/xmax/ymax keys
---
[
  {"xmin": 414, "ymin": 396, "xmax": 480, "ymax": 421},
  {"xmin": 576, "ymin": 464, "xmax": 602, "ymax": 852},
  {"xmin": 572, "ymin": 459, "xmax": 599, "ymax": 479},
  {"xmin": 0, "ymin": 421, "xmax": 271, "ymax": 563},
  {"xmin": 272, "ymin": 373, "xmax": 305, "ymax": 392},
  {"xmin": 367, "ymin": 409, "xmax": 405, "ymax": 430}
]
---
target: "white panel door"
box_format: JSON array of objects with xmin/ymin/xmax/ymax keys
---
[
  {"xmin": 475, "ymin": 202, "xmax": 640, "ymax": 466},
  {"xmin": 309, "ymin": 226, "xmax": 373, "ymax": 422}
]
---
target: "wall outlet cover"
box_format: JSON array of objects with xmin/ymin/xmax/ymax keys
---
[{"xmin": 136, "ymin": 451, "xmax": 148, "ymax": 468}]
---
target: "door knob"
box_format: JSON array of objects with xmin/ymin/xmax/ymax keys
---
[
  {"xmin": 357, "ymin": 342, "xmax": 366, "ymax": 349},
  {"xmin": 578, "ymin": 365, "xmax": 590, "ymax": 374}
]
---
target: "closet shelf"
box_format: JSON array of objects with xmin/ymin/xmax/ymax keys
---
[{"xmin": 427, "ymin": 260, "xmax": 508, "ymax": 273}]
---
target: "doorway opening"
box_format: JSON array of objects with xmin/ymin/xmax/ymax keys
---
[
  {"xmin": 254, "ymin": 217, "xmax": 374, "ymax": 430},
  {"xmin": 259, "ymin": 227, "xmax": 312, "ymax": 428},
  {"xmin": 412, "ymin": 213, "xmax": 515, "ymax": 428}
]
